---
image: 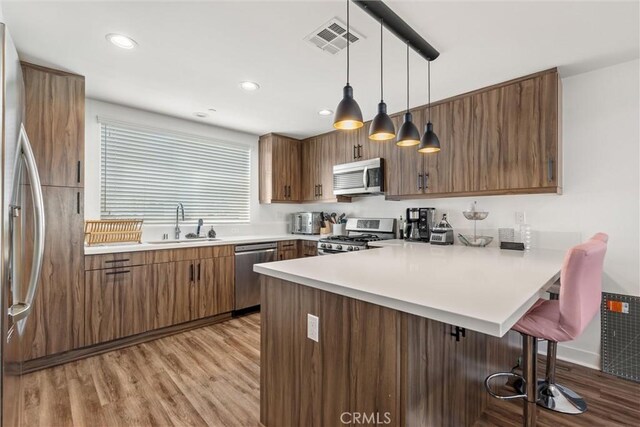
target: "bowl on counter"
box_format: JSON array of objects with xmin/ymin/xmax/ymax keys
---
[
  {"xmin": 458, "ymin": 235, "xmax": 493, "ymax": 247},
  {"xmin": 462, "ymin": 211, "xmax": 489, "ymax": 221}
]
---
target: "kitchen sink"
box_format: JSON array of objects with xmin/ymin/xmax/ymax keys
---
[{"xmin": 146, "ymin": 238, "xmax": 221, "ymax": 245}]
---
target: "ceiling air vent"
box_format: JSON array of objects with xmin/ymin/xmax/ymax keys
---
[{"xmin": 305, "ymin": 18, "xmax": 364, "ymax": 55}]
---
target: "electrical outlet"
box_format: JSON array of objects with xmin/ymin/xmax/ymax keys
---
[
  {"xmin": 307, "ymin": 314, "xmax": 319, "ymax": 342},
  {"xmin": 515, "ymin": 211, "xmax": 526, "ymax": 225}
]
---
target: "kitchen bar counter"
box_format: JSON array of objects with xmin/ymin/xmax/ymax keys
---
[
  {"xmin": 84, "ymin": 234, "xmax": 321, "ymax": 255},
  {"xmin": 257, "ymin": 242, "xmax": 567, "ymax": 427},
  {"xmin": 255, "ymin": 242, "xmax": 565, "ymax": 337}
]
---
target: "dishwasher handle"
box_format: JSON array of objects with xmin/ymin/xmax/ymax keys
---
[
  {"xmin": 235, "ymin": 248, "xmax": 277, "ymax": 256},
  {"xmin": 235, "ymin": 242, "xmax": 278, "ymax": 253}
]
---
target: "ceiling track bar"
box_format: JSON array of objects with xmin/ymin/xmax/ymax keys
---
[{"xmin": 352, "ymin": 0, "xmax": 440, "ymax": 61}]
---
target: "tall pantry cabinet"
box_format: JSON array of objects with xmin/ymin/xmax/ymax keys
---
[{"xmin": 20, "ymin": 62, "xmax": 85, "ymax": 360}]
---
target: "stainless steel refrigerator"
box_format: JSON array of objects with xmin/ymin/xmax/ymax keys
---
[{"xmin": 0, "ymin": 22, "xmax": 45, "ymax": 427}]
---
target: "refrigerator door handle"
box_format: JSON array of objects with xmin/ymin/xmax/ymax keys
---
[{"xmin": 8, "ymin": 124, "xmax": 46, "ymax": 322}]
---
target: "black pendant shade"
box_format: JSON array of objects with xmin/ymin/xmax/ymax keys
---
[
  {"xmin": 369, "ymin": 102, "xmax": 395, "ymax": 140},
  {"xmin": 334, "ymin": 84, "xmax": 364, "ymax": 130},
  {"xmin": 369, "ymin": 18, "xmax": 395, "ymax": 141},
  {"xmin": 334, "ymin": 0, "xmax": 363, "ymax": 131},
  {"xmin": 396, "ymin": 112, "xmax": 421, "ymax": 146},
  {"xmin": 418, "ymin": 122, "xmax": 441, "ymax": 153}
]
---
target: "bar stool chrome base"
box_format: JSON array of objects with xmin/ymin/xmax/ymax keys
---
[{"xmin": 537, "ymin": 381, "xmax": 587, "ymax": 414}]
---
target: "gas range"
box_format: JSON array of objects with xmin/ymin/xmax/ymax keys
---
[{"xmin": 317, "ymin": 218, "xmax": 396, "ymax": 255}]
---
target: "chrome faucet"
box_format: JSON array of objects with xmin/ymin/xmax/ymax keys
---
[{"xmin": 175, "ymin": 203, "xmax": 185, "ymax": 240}]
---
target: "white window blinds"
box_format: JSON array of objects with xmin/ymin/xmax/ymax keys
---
[{"xmin": 100, "ymin": 121, "xmax": 251, "ymax": 224}]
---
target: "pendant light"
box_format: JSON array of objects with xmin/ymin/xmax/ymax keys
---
[
  {"xmin": 396, "ymin": 43, "xmax": 420, "ymax": 146},
  {"xmin": 333, "ymin": 0, "xmax": 363, "ymax": 130},
  {"xmin": 418, "ymin": 60, "xmax": 441, "ymax": 153},
  {"xmin": 369, "ymin": 19, "xmax": 395, "ymax": 141}
]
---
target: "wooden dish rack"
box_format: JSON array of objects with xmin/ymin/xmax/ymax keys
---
[{"xmin": 84, "ymin": 219, "xmax": 144, "ymax": 246}]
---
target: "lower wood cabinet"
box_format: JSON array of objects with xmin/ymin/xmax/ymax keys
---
[
  {"xmin": 198, "ymin": 256, "xmax": 235, "ymax": 318},
  {"xmin": 84, "ymin": 246, "xmax": 235, "ymax": 346},
  {"xmin": 152, "ymin": 261, "xmax": 186, "ymax": 329},
  {"xmin": 85, "ymin": 265, "xmax": 151, "ymax": 346},
  {"xmin": 299, "ymin": 240, "xmax": 318, "ymax": 257},
  {"xmin": 277, "ymin": 240, "xmax": 299, "ymax": 260}
]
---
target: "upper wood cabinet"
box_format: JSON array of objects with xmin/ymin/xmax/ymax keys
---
[
  {"xmin": 22, "ymin": 62, "xmax": 85, "ymax": 188},
  {"xmin": 259, "ymin": 133, "xmax": 301, "ymax": 203},
  {"xmin": 473, "ymin": 72, "xmax": 560, "ymax": 192},
  {"xmin": 259, "ymin": 69, "xmax": 561, "ymax": 202},
  {"xmin": 301, "ymin": 133, "xmax": 338, "ymax": 202}
]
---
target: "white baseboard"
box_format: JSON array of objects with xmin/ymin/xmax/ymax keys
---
[{"xmin": 537, "ymin": 341, "xmax": 600, "ymax": 370}]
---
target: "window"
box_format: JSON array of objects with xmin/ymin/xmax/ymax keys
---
[{"xmin": 100, "ymin": 120, "xmax": 250, "ymax": 224}]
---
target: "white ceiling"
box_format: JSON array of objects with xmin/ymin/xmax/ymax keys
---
[{"xmin": 4, "ymin": 0, "xmax": 639, "ymax": 139}]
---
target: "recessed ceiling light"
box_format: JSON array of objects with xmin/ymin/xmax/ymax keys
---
[
  {"xmin": 239, "ymin": 81, "xmax": 260, "ymax": 91},
  {"xmin": 194, "ymin": 112, "xmax": 208, "ymax": 118},
  {"xmin": 318, "ymin": 109, "xmax": 333, "ymax": 116},
  {"xmin": 106, "ymin": 33, "xmax": 137, "ymax": 49}
]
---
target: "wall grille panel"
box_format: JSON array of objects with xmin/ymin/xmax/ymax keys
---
[{"xmin": 601, "ymin": 292, "xmax": 640, "ymax": 382}]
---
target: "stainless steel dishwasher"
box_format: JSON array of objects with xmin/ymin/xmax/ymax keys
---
[{"xmin": 235, "ymin": 242, "xmax": 277, "ymax": 310}]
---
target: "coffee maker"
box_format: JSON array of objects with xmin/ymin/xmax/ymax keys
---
[{"xmin": 404, "ymin": 208, "xmax": 436, "ymax": 242}]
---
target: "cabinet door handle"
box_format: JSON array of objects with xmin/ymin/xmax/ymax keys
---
[
  {"xmin": 358, "ymin": 144, "xmax": 362, "ymax": 159},
  {"xmin": 105, "ymin": 270, "xmax": 130, "ymax": 276},
  {"xmin": 189, "ymin": 264, "xmax": 194, "ymax": 283},
  {"xmin": 547, "ymin": 158, "xmax": 554, "ymax": 182},
  {"xmin": 353, "ymin": 145, "xmax": 357, "ymax": 160},
  {"xmin": 77, "ymin": 161, "xmax": 81, "ymax": 183},
  {"xmin": 417, "ymin": 174, "xmax": 423, "ymax": 190},
  {"xmin": 76, "ymin": 192, "xmax": 80, "ymax": 214},
  {"xmin": 315, "ymin": 184, "xmax": 319, "ymax": 197},
  {"xmin": 197, "ymin": 263, "xmax": 201, "ymax": 281},
  {"xmin": 424, "ymin": 173, "xmax": 429, "ymax": 190},
  {"xmin": 320, "ymin": 184, "xmax": 323, "ymax": 196},
  {"xmin": 105, "ymin": 259, "xmax": 129, "ymax": 264}
]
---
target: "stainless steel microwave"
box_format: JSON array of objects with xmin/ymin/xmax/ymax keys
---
[
  {"xmin": 333, "ymin": 158, "xmax": 385, "ymax": 196},
  {"xmin": 290, "ymin": 212, "xmax": 322, "ymax": 235}
]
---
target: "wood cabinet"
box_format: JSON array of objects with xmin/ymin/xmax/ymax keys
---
[
  {"xmin": 21, "ymin": 63, "xmax": 86, "ymax": 361},
  {"xmin": 151, "ymin": 261, "xmax": 185, "ymax": 329},
  {"xmin": 198, "ymin": 255, "xmax": 235, "ymax": 318},
  {"xmin": 473, "ymin": 72, "xmax": 559, "ymax": 192},
  {"xmin": 277, "ymin": 240, "xmax": 299, "ymax": 260},
  {"xmin": 85, "ymin": 265, "xmax": 150, "ymax": 346},
  {"xmin": 301, "ymin": 133, "xmax": 337, "ymax": 201},
  {"xmin": 336, "ymin": 125, "xmax": 374, "ymax": 163},
  {"xmin": 23, "ymin": 187, "xmax": 85, "ymax": 360},
  {"xmin": 21, "ymin": 63, "xmax": 85, "ymax": 188},
  {"xmin": 259, "ymin": 133, "xmax": 301, "ymax": 203},
  {"xmin": 84, "ymin": 245, "xmax": 236, "ymax": 346},
  {"xmin": 261, "ymin": 276, "xmax": 521, "ymax": 427},
  {"xmin": 172, "ymin": 260, "xmax": 198, "ymax": 323},
  {"xmin": 299, "ymin": 240, "xmax": 318, "ymax": 257},
  {"xmin": 394, "ymin": 97, "xmax": 475, "ymax": 198}
]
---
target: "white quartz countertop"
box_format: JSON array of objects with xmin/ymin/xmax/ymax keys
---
[
  {"xmin": 84, "ymin": 234, "xmax": 321, "ymax": 255},
  {"xmin": 254, "ymin": 241, "xmax": 566, "ymax": 337}
]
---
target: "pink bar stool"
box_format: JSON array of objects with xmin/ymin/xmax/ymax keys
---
[{"xmin": 485, "ymin": 233, "xmax": 608, "ymax": 426}]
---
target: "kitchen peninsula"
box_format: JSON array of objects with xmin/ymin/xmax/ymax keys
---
[{"xmin": 255, "ymin": 242, "xmax": 566, "ymax": 426}]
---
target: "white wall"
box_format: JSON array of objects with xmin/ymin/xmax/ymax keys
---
[
  {"xmin": 85, "ymin": 59, "xmax": 639, "ymax": 368},
  {"xmin": 85, "ymin": 99, "xmax": 300, "ymax": 239}
]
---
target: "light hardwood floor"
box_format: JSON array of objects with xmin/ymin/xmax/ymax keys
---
[{"xmin": 20, "ymin": 313, "xmax": 639, "ymax": 426}]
